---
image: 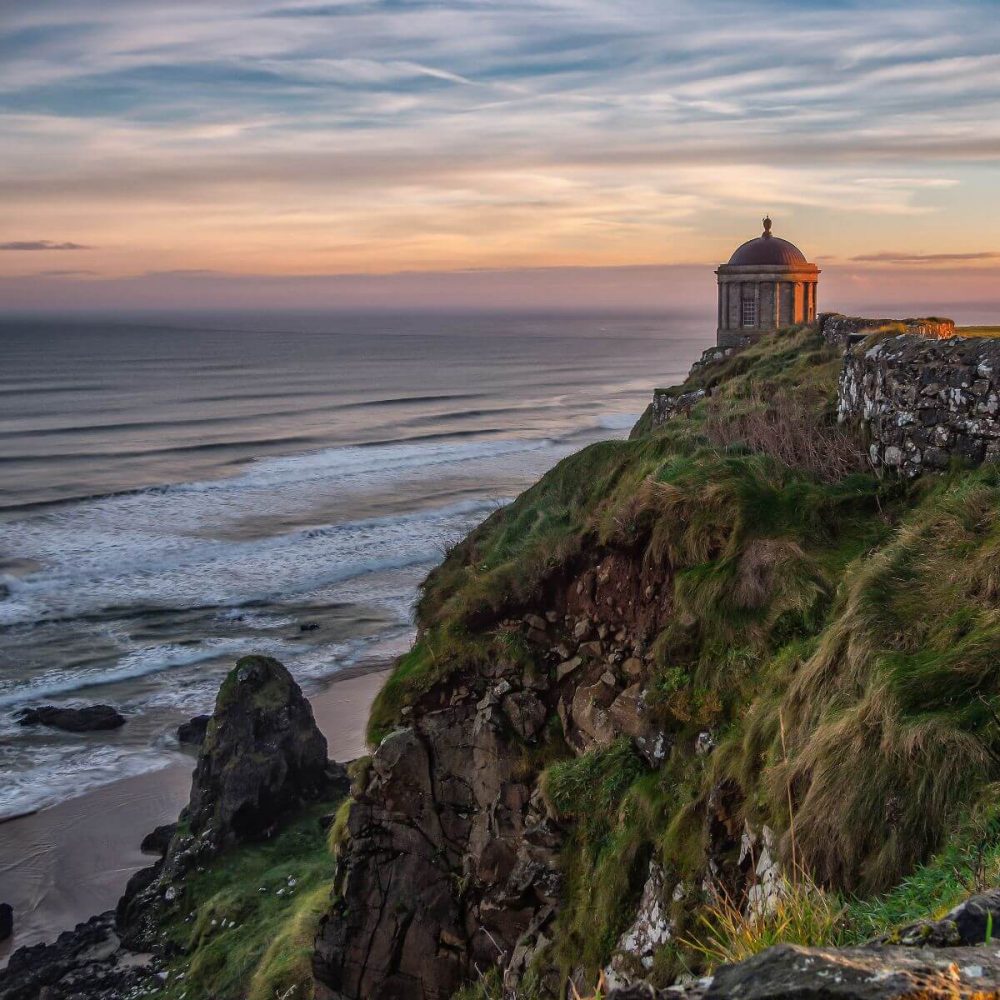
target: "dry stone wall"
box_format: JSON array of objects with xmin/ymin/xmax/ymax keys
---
[{"xmin": 838, "ymin": 334, "xmax": 1000, "ymax": 477}]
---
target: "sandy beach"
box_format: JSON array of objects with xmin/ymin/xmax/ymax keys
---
[{"xmin": 0, "ymin": 667, "xmax": 389, "ymax": 965}]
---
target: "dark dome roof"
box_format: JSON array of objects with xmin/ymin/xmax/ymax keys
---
[{"xmin": 727, "ymin": 218, "xmax": 807, "ymax": 266}]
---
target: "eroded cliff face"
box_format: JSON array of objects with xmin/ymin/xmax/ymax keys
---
[
  {"xmin": 313, "ymin": 549, "xmax": 693, "ymax": 998},
  {"xmin": 313, "ymin": 324, "xmax": 1000, "ymax": 999}
]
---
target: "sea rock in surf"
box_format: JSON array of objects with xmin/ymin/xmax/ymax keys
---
[
  {"xmin": 176, "ymin": 714, "xmax": 210, "ymax": 747},
  {"xmin": 15, "ymin": 704, "xmax": 125, "ymax": 732},
  {"xmin": 0, "ymin": 902, "xmax": 12, "ymax": 943},
  {"xmin": 185, "ymin": 655, "xmax": 344, "ymax": 844}
]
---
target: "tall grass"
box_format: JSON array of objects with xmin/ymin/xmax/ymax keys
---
[{"xmin": 681, "ymin": 872, "xmax": 845, "ymax": 968}]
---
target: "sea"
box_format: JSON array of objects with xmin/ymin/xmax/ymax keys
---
[{"xmin": 0, "ymin": 311, "xmax": 705, "ymax": 821}]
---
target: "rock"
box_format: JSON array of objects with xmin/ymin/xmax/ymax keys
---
[
  {"xmin": 573, "ymin": 618, "xmax": 591, "ymax": 641},
  {"xmin": 300, "ymin": 621, "xmax": 321, "ymax": 631},
  {"xmin": 140, "ymin": 823, "xmax": 177, "ymax": 857},
  {"xmin": 704, "ymin": 942, "xmax": 1000, "ymax": 999},
  {"xmin": 523, "ymin": 613, "xmax": 548, "ymax": 632},
  {"xmin": 607, "ymin": 941, "xmax": 1000, "ymax": 999},
  {"xmin": 117, "ymin": 656, "xmax": 348, "ymax": 952},
  {"xmin": 15, "ymin": 704, "xmax": 125, "ymax": 732},
  {"xmin": 0, "ymin": 911, "xmax": 157, "ymax": 1000},
  {"xmin": 185, "ymin": 655, "xmax": 343, "ymax": 844},
  {"xmin": 890, "ymin": 888, "xmax": 1000, "ymax": 947},
  {"xmin": 502, "ymin": 689, "xmax": 548, "ymax": 741},
  {"xmin": 605, "ymin": 863, "xmax": 671, "ymax": 988},
  {"xmin": 623, "ymin": 657, "xmax": 644, "ymax": 680},
  {"xmin": 176, "ymin": 714, "xmax": 210, "ymax": 746},
  {"xmin": 557, "ymin": 656, "xmax": 583, "ymax": 681},
  {"xmin": 314, "ymin": 669, "xmax": 561, "ymax": 1000},
  {"xmin": 568, "ymin": 679, "xmax": 618, "ymax": 751},
  {"xmin": 0, "ymin": 901, "xmax": 12, "ymax": 942}
]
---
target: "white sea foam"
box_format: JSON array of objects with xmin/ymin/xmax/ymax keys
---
[{"xmin": 0, "ymin": 417, "xmax": 637, "ymax": 818}]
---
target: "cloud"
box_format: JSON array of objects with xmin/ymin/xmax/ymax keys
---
[
  {"xmin": 851, "ymin": 251, "xmax": 1000, "ymax": 264},
  {"xmin": 36, "ymin": 268, "xmax": 96, "ymax": 276},
  {"xmin": 2, "ymin": 0, "xmax": 1000, "ymax": 292},
  {"xmin": 0, "ymin": 239, "xmax": 91, "ymax": 250}
]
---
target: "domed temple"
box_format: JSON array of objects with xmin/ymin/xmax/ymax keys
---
[{"xmin": 716, "ymin": 218, "xmax": 819, "ymax": 347}]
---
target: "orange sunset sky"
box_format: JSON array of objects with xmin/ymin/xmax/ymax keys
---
[{"xmin": 2, "ymin": 0, "xmax": 999, "ymax": 317}]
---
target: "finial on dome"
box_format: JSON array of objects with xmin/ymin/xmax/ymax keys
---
[{"xmin": 762, "ymin": 216, "xmax": 772, "ymax": 238}]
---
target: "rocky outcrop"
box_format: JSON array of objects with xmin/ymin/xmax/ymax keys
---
[
  {"xmin": 15, "ymin": 705, "xmax": 125, "ymax": 732},
  {"xmin": 118, "ymin": 655, "xmax": 347, "ymax": 950},
  {"xmin": 314, "ymin": 550, "xmax": 677, "ymax": 998},
  {"xmin": 608, "ymin": 941, "xmax": 1000, "ymax": 999},
  {"xmin": 883, "ymin": 888, "xmax": 1000, "ymax": 948},
  {"xmin": 650, "ymin": 345, "xmax": 743, "ymax": 429},
  {"xmin": 0, "ymin": 912, "xmax": 160, "ymax": 1000},
  {"xmin": 605, "ymin": 863, "xmax": 672, "ymax": 989},
  {"xmin": 185, "ymin": 655, "xmax": 337, "ymax": 842},
  {"xmin": 0, "ymin": 904, "xmax": 12, "ymax": 944},
  {"xmin": 314, "ymin": 666, "xmax": 563, "ymax": 999},
  {"xmin": 838, "ymin": 334, "xmax": 1000, "ymax": 476}
]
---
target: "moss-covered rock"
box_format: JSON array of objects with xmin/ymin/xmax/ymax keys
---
[{"xmin": 187, "ymin": 655, "xmax": 342, "ymax": 844}]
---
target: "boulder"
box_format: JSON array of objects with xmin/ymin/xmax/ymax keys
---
[
  {"xmin": 176, "ymin": 714, "xmax": 210, "ymax": 747},
  {"xmin": 0, "ymin": 901, "xmax": 11, "ymax": 943},
  {"xmin": 889, "ymin": 888, "xmax": 1000, "ymax": 947},
  {"xmin": 15, "ymin": 705, "xmax": 124, "ymax": 732},
  {"xmin": 139, "ymin": 823, "xmax": 177, "ymax": 857}
]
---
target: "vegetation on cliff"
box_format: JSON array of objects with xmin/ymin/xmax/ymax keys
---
[{"xmin": 364, "ymin": 321, "xmax": 1000, "ymax": 991}]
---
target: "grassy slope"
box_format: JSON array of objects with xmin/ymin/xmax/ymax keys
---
[
  {"xmin": 148, "ymin": 799, "xmax": 343, "ymax": 1000},
  {"xmin": 370, "ymin": 323, "xmax": 1000, "ymax": 988}
]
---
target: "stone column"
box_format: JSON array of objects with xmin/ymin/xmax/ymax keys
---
[{"xmin": 774, "ymin": 281, "xmax": 781, "ymax": 328}]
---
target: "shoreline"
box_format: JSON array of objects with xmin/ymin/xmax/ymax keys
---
[{"xmin": 0, "ymin": 665, "xmax": 389, "ymax": 965}]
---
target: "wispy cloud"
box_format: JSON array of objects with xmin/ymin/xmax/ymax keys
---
[
  {"xmin": 1, "ymin": 0, "xmax": 999, "ymax": 303},
  {"xmin": 0, "ymin": 240, "xmax": 91, "ymax": 250},
  {"xmin": 852, "ymin": 251, "xmax": 1000, "ymax": 264}
]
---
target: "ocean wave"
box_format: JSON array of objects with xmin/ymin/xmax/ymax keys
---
[
  {"xmin": 0, "ymin": 743, "xmax": 181, "ymax": 821},
  {"xmin": 0, "ymin": 638, "xmax": 254, "ymax": 708}
]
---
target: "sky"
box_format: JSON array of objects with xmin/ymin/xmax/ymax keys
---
[{"xmin": 1, "ymin": 0, "xmax": 999, "ymax": 316}]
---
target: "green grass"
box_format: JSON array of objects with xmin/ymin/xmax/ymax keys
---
[{"xmin": 148, "ymin": 799, "xmax": 342, "ymax": 1000}]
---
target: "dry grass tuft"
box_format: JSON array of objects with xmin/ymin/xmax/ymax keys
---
[
  {"xmin": 703, "ymin": 389, "xmax": 868, "ymax": 484},
  {"xmin": 681, "ymin": 871, "xmax": 845, "ymax": 969}
]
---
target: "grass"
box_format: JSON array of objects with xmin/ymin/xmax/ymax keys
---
[
  {"xmin": 355, "ymin": 320, "xmax": 1000, "ymax": 988},
  {"xmin": 681, "ymin": 872, "xmax": 845, "ymax": 968},
  {"xmin": 149, "ymin": 799, "xmax": 342, "ymax": 1000}
]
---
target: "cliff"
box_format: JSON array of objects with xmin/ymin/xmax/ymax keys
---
[{"xmin": 312, "ymin": 322, "xmax": 1000, "ymax": 998}]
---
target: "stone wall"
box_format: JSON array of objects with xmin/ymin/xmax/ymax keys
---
[
  {"xmin": 838, "ymin": 334, "xmax": 1000, "ymax": 476},
  {"xmin": 651, "ymin": 345, "xmax": 738, "ymax": 427},
  {"xmin": 820, "ymin": 313, "xmax": 955, "ymax": 348}
]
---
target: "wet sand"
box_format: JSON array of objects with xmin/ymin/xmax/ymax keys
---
[{"xmin": 0, "ymin": 667, "xmax": 388, "ymax": 964}]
